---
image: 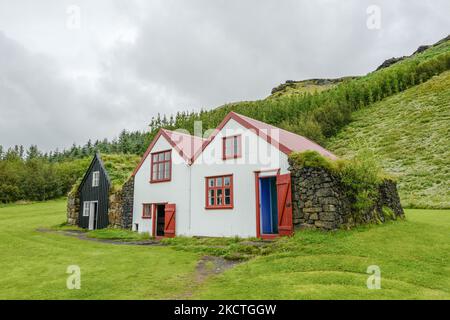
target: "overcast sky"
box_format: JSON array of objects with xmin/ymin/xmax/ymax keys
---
[{"xmin": 0, "ymin": 0, "xmax": 449, "ymax": 152}]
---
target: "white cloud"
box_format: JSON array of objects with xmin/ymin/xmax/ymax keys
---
[{"xmin": 0, "ymin": 0, "xmax": 449, "ymax": 151}]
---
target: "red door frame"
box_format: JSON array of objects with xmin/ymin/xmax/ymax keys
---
[
  {"xmin": 151, "ymin": 202, "xmax": 168, "ymax": 238},
  {"xmin": 254, "ymin": 169, "xmax": 281, "ymax": 239}
]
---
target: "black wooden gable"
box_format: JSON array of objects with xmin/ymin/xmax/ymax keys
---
[
  {"xmin": 77, "ymin": 153, "xmax": 111, "ymax": 192},
  {"xmin": 78, "ymin": 153, "xmax": 111, "ymax": 229}
]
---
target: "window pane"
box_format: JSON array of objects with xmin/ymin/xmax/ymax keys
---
[
  {"xmin": 216, "ymin": 177, "xmax": 222, "ymax": 187},
  {"xmin": 160, "ymin": 163, "xmax": 166, "ymax": 179},
  {"xmin": 164, "ymin": 162, "xmax": 170, "ymax": 179},
  {"xmin": 225, "ymin": 188, "xmax": 230, "ymax": 196},
  {"xmin": 158, "ymin": 153, "xmax": 164, "ymax": 161},
  {"xmin": 165, "ymin": 151, "xmax": 171, "ymax": 160},
  {"xmin": 217, "ymin": 189, "xmax": 223, "ymax": 205},
  {"xmin": 234, "ymin": 136, "xmax": 239, "ymax": 154},
  {"xmin": 152, "ymin": 164, "xmax": 158, "ymax": 180},
  {"xmin": 209, "ymin": 189, "xmax": 215, "ymax": 198},
  {"xmin": 225, "ymin": 138, "xmax": 233, "ymax": 156},
  {"xmin": 209, "ymin": 197, "xmax": 215, "ymax": 206},
  {"xmin": 224, "ymin": 177, "xmax": 230, "ymax": 186},
  {"xmin": 225, "ymin": 196, "xmax": 231, "ymax": 205},
  {"xmin": 153, "ymin": 154, "xmax": 158, "ymax": 162},
  {"xmin": 208, "ymin": 178, "xmax": 214, "ymax": 187}
]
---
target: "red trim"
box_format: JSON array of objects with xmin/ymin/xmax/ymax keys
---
[
  {"xmin": 255, "ymin": 172, "xmax": 261, "ymax": 238},
  {"xmin": 150, "ymin": 202, "xmax": 168, "ymax": 237},
  {"xmin": 191, "ymin": 112, "xmax": 293, "ymax": 164},
  {"xmin": 142, "ymin": 203, "xmax": 152, "ymax": 219},
  {"xmin": 150, "ymin": 149, "xmax": 172, "ymax": 183},
  {"xmin": 254, "ymin": 169, "xmax": 282, "ymax": 239},
  {"xmin": 222, "ymin": 134, "xmax": 242, "ymax": 160},
  {"xmin": 205, "ymin": 174, "xmax": 234, "ymax": 210},
  {"xmin": 132, "ymin": 129, "xmax": 194, "ymax": 177}
]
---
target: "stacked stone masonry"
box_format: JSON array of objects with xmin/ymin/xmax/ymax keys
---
[{"xmin": 289, "ymin": 164, "xmax": 404, "ymax": 231}]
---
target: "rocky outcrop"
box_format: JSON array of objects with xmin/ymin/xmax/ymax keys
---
[
  {"xmin": 377, "ymin": 34, "xmax": 450, "ymax": 71},
  {"xmin": 289, "ymin": 165, "xmax": 404, "ymax": 231}
]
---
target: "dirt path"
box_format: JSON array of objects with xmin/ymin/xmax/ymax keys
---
[
  {"xmin": 172, "ymin": 255, "xmax": 241, "ymax": 300},
  {"xmin": 36, "ymin": 228, "xmax": 163, "ymax": 246}
]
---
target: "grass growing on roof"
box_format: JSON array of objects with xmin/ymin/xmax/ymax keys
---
[{"xmin": 69, "ymin": 153, "xmax": 141, "ymax": 195}]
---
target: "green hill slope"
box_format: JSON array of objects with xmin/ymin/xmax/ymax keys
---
[{"xmin": 328, "ymin": 71, "xmax": 450, "ymax": 209}]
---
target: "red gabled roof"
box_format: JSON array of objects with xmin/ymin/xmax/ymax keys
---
[
  {"xmin": 132, "ymin": 128, "xmax": 204, "ymax": 176},
  {"xmin": 133, "ymin": 112, "xmax": 336, "ymax": 176},
  {"xmin": 191, "ymin": 112, "xmax": 336, "ymax": 163}
]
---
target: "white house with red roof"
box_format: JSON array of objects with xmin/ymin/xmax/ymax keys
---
[{"xmin": 131, "ymin": 112, "xmax": 336, "ymax": 238}]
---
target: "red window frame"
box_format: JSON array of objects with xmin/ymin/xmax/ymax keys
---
[
  {"xmin": 142, "ymin": 203, "xmax": 152, "ymax": 219},
  {"xmin": 205, "ymin": 174, "xmax": 234, "ymax": 209},
  {"xmin": 150, "ymin": 150, "xmax": 172, "ymax": 183},
  {"xmin": 222, "ymin": 135, "xmax": 242, "ymax": 160}
]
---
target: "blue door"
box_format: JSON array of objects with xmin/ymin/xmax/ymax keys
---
[{"xmin": 259, "ymin": 177, "xmax": 279, "ymax": 234}]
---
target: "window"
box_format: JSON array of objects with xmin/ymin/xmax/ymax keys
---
[
  {"xmin": 151, "ymin": 150, "xmax": 171, "ymax": 183},
  {"xmin": 223, "ymin": 135, "xmax": 242, "ymax": 159},
  {"xmin": 205, "ymin": 175, "xmax": 233, "ymax": 209},
  {"xmin": 83, "ymin": 201, "xmax": 90, "ymax": 216},
  {"xmin": 92, "ymin": 171, "xmax": 100, "ymax": 187},
  {"xmin": 142, "ymin": 204, "xmax": 152, "ymax": 219}
]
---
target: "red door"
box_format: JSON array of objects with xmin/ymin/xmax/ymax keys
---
[
  {"xmin": 276, "ymin": 174, "xmax": 293, "ymax": 236},
  {"xmin": 164, "ymin": 204, "xmax": 176, "ymax": 238}
]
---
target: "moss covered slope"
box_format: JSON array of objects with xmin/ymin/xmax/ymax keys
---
[{"xmin": 328, "ymin": 71, "xmax": 450, "ymax": 208}]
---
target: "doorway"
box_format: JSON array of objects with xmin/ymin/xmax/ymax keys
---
[
  {"xmin": 155, "ymin": 204, "xmax": 166, "ymax": 237},
  {"xmin": 88, "ymin": 201, "xmax": 98, "ymax": 230},
  {"xmin": 259, "ymin": 176, "xmax": 278, "ymax": 235}
]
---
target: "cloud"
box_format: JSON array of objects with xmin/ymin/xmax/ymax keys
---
[{"xmin": 0, "ymin": 0, "xmax": 449, "ymax": 151}]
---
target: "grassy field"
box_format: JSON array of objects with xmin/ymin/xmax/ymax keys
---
[
  {"xmin": 328, "ymin": 71, "xmax": 450, "ymax": 209},
  {"xmin": 0, "ymin": 200, "xmax": 449, "ymax": 299},
  {"xmin": 195, "ymin": 209, "xmax": 450, "ymax": 299},
  {"xmin": 0, "ymin": 200, "xmax": 200, "ymax": 299}
]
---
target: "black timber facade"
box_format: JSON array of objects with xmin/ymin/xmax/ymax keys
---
[{"xmin": 78, "ymin": 153, "xmax": 110, "ymax": 229}]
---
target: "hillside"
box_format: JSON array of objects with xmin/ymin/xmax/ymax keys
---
[{"xmin": 328, "ymin": 71, "xmax": 450, "ymax": 209}]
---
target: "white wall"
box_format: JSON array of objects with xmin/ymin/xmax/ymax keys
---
[
  {"xmin": 189, "ymin": 119, "xmax": 290, "ymax": 238},
  {"xmin": 132, "ymin": 135, "xmax": 191, "ymax": 236}
]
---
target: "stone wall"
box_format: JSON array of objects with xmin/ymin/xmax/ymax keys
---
[
  {"xmin": 289, "ymin": 164, "xmax": 404, "ymax": 231},
  {"xmin": 121, "ymin": 176, "xmax": 134, "ymax": 230},
  {"xmin": 108, "ymin": 191, "xmax": 123, "ymax": 228},
  {"xmin": 67, "ymin": 192, "xmax": 80, "ymax": 226}
]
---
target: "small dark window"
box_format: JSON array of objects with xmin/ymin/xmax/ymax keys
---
[
  {"xmin": 142, "ymin": 204, "xmax": 152, "ymax": 219},
  {"xmin": 223, "ymin": 135, "xmax": 242, "ymax": 160}
]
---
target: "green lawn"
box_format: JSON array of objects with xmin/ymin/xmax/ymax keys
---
[
  {"xmin": 0, "ymin": 200, "xmax": 199, "ymax": 299},
  {"xmin": 0, "ymin": 200, "xmax": 449, "ymax": 299},
  {"xmin": 194, "ymin": 209, "xmax": 450, "ymax": 299}
]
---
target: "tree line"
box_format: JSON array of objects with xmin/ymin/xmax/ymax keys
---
[{"xmin": 1, "ymin": 42, "xmax": 449, "ymax": 203}]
